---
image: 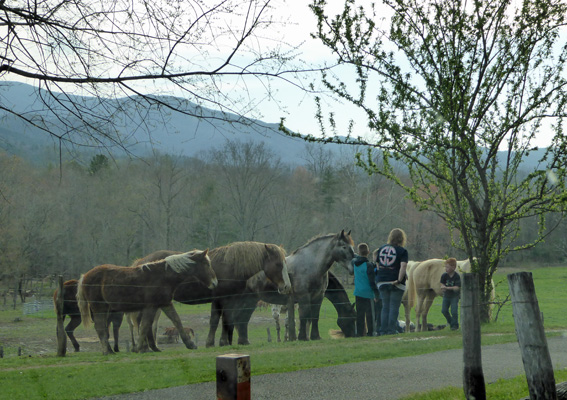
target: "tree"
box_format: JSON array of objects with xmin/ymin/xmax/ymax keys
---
[
  {"xmin": 210, "ymin": 139, "xmax": 282, "ymax": 241},
  {"xmin": 309, "ymin": 0, "xmax": 567, "ymax": 321},
  {"xmin": 0, "ymin": 0, "xmax": 309, "ymax": 152}
]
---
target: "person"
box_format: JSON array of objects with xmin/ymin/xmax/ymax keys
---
[
  {"xmin": 351, "ymin": 243, "xmax": 376, "ymax": 336},
  {"xmin": 370, "ymin": 248, "xmax": 382, "ymax": 335},
  {"xmin": 375, "ymin": 228, "xmax": 408, "ymax": 335},
  {"xmin": 440, "ymin": 257, "xmax": 461, "ymax": 331}
]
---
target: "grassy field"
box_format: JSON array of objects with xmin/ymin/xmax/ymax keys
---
[{"xmin": 0, "ymin": 266, "xmax": 565, "ymax": 399}]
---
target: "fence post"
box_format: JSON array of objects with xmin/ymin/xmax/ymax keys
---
[
  {"xmin": 461, "ymin": 273, "xmax": 486, "ymax": 400},
  {"xmin": 287, "ymin": 297, "xmax": 296, "ymax": 341},
  {"xmin": 56, "ymin": 276, "xmax": 67, "ymax": 357},
  {"xmin": 216, "ymin": 353, "xmax": 251, "ymax": 400},
  {"xmin": 508, "ymin": 271, "xmax": 557, "ymax": 400}
]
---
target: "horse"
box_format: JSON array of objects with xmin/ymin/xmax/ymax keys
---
[
  {"xmin": 271, "ymin": 271, "xmax": 356, "ymax": 341},
  {"xmin": 53, "ymin": 279, "xmax": 123, "ymax": 352},
  {"xmin": 127, "ymin": 241, "xmax": 291, "ymax": 350},
  {"xmin": 406, "ymin": 258, "xmax": 472, "ymax": 332},
  {"xmin": 77, "ymin": 249, "xmax": 215, "ymax": 354},
  {"xmin": 218, "ymin": 230, "xmax": 355, "ymax": 344}
]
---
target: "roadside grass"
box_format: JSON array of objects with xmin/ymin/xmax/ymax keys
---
[{"xmin": 0, "ymin": 265, "xmax": 565, "ymax": 399}]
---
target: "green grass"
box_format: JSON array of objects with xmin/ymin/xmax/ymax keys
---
[{"xmin": 0, "ymin": 266, "xmax": 565, "ymax": 399}]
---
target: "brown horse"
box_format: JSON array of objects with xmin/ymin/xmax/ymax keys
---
[
  {"xmin": 128, "ymin": 241, "xmax": 291, "ymax": 350},
  {"xmin": 77, "ymin": 249, "xmax": 215, "ymax": 354},
  {"xmin": 53, "ymin": 279, "xmax": 123, "ymax": 352}
]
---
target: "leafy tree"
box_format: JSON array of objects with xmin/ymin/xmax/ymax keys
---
[
  {"xmin": 89, "ymin": 154, "xmax": 110, "ymax": 175},
  {"xmin": 0, "ymin": 0, "xmax": 309, "ymax": 153},
  {"xmin": 309, "ymin": 0, "xmax": 567, "ymax": 321}
]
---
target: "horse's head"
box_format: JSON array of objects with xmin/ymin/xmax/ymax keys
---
[
  {"xmin": 337, "ymin": 302, "xmax": 356, "ymax": 337},
  {"xmin": 168, "ymin": 249, "xmax": 218, "ymax": 289},
  {"xmin": 332, "ymin": 230, "xmax": 356, "ymax": 272},
  {"xmin": 263, "ymin": 244, "xmax": 292, "ymax": 295}
]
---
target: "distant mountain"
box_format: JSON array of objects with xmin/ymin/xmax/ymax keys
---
[
  {"xmin": 0, "ymin": 81, "xmax": 552, "ymax": 171},
  {"xmin": 0, "ymin": 81, "xmax": 347, "ymax": 165}
]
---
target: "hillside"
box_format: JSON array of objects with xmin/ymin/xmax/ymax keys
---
[{"xmin": 0, "ymin": 81, "xmax": 346, "ymax": 165}]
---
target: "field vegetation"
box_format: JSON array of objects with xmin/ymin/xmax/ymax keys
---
[{"xmin": 1, "ymin": 265, "xmax": 566, "ymax": 399}]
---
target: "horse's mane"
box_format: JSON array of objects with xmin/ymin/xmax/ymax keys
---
[
  {"xmin": 210, "ymin": 242, "xmax": 286, "ymax": 277},
  {"xmin": 138, "ymin": 251, "xmax": 199, "ymax": 273},
  {"xmin": 164, "ymin": 252, "xmax": 197, "ymax": 273},
  {"xmin": 290, "ymin": 232, "xmax": 352, "ymax": 255}
]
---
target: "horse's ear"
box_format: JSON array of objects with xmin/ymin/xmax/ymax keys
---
[
  {"xmin": 340, "ymin": 229, "xmax": 345, "ymax": 238},
  {"xmin": 202, "ymin": 248, "xmax": 209, "ymax": 257},
  {"xmin": 347, "ymin": 230, "xmax": 351, "ymax": 236}
]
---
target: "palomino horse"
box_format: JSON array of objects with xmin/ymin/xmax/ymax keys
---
[
  {"xmin": 53, "ymin": 279, "xmax": 123, "ymax": 352},
  {"xmin": 77, "ymin": 249, "xmax": 215, "ymax": 354},
  {"xmin": 217, "ymin": 230, "xmax": 355, "ymax": 343},
  {"xmin": 128, "ymin": 242, "xmax": 291, "ymax": 350},
  {"xmin": 271, "ymin": 271, "xmax": 356, "ymax": 341},
  {"xmin": 406, "ymin": 258, "xmax": 471, "ymax": 332}
]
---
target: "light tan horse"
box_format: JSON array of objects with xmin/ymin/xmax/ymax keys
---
[{"xmin": 406, "ymin": 258, "xmax": 472, "ymax": 332}]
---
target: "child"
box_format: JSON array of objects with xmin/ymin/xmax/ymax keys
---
[
  {"xmin": 440, "ymin": 257, "xmax": 461, "ymax": 330},
  {"xmin": 351, "ymin": 243, "xmax": 375, "ymax": 336}
]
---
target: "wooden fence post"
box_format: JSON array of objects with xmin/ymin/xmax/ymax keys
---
[
  {"xmin": 287, "ymin": 297, "xmax": 296, "ymax": 342},
  {"xmin": 508, "ymin": 271, "xmax": 557, "ymax": 400},
  {"xmin": 56, "ymin": 276, "xmax": 67, "ymax": 357},
  {"xmin": 461, "ymin": 273, "xmax": 486, "ymax": 400},
  {"xmin": 216, "ymin": 353, "xmax": 251, "ymax": 400}
]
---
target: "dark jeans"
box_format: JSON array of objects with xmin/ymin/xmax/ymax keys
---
[
  {"xmin": 378, "ymin": 284, "xmax": 404, "ymax": 335},
  {"xmin": 355, "ymin": 296, "xmax": 373, "ymax": 336},
  {"xmin": 441, "ymin": 295, "xmax": 459, "ymax": 329}
]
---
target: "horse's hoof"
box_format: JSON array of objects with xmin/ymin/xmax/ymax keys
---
[
  {"xmin": 151, "ymin": 348, "xmax": 161, "ymax": 352},
  {"xmin": 185, "ymin": 342, "xmax": 197, "ymax": 350},
  {"xmin": 219, "ymin": 340, "xmax": 228, "ymax": 347},
  {"xmin": 310, "ymin": 336, "xmax": 322, "ymax": 341},
  {"xmin": 205, "ymin": 342, "xmax": 215, "ymax": 348},
  {"xmin": 237, "ymin": 339, "xmax": 250, "ymax": 345}
]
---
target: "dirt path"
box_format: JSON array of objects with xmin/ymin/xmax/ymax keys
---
[{"xmin": 91, "ymin": 335, "xmax": 567, "ymax": 400}]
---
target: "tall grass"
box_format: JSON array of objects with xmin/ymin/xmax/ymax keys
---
[{"xmin": 0, "ymin": 266, "xmax": 565, "ymax": 399}]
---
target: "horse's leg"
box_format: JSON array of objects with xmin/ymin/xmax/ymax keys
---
[
  {"xmin": 415, "ymin": 290, "xmax": 425, "ymax": 332},
  {"xmin": 137, "ymin": 307, "xmax": 158, "ymax": 353},
  {"xmin": 309, "ymin": 300, "xmax": 324, "ymax": 341},
  {"xmin": 207, "ymin": 300, "xmax": 222, "ymax": 348},
  {"xmin": 65, "ymin": 315, "xmax": 82, "ymax": 352},
  {"xmin": 93, "ymin": 311, "xmax": 113, "ymax": 355},
  {"xmin": 272, "ymin": 305, "xmax": 281, "ymax": 343},
  {"xmin": 152, "ymin": 309, "xmax": 161, "ymax": 344},
  {"xmin": 234, "ymin": 295, "xmax": 258, "ymax": 345},
  {"xmin": 421, "ymin": 291, "xmax": 437, "ymax": 331},
  {"xmin": 126, "ymin": 312, "xmax": 138, "ymax": 352},
  {"xmin": 402, "ymin": 291, "xmax": 411, "ymax": 333},
  {"xmin": 110, "ymin": 312, "xmax": 123, "ymax": 352},
  {"xmin": 160, "ymin": 304, "xmax": 197, "ymax": 350},
  {"xmin": 221, "ymin": 309, "xmax": 236, "ymax": 347},
  {"xmin": 297, "ymin": 302, "xmax": 311, "ymax": 341}
]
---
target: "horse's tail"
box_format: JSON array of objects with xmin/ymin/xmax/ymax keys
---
[
  {"xmin": 76, "ymin": 274, "xmax": 91, "ymax": 329},
  {"xmin": 407, "ymin": 264, "xmax": 417, "ymax": 310}
]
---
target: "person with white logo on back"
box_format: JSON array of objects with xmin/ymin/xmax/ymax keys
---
[{"xmin": 375, "ymin": 228, "xmax": 408, "ymax": 336}]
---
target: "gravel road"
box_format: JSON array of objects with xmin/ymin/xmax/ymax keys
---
[{"xmin": 92, "ymin": 334, "xmax": 567, "ymax": 400}]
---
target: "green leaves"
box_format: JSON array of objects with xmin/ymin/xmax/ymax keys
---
[{"xmin": 311, "ymin": 0, "xmax": 567, "ymax": 321}]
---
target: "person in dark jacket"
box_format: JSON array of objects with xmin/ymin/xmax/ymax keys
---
[
  {"xmin": 351, "ymin": 243, "xmax": 376, "ymax": 336},
  {"xmin": 375, "ymin": 228, "xmax": 408, "ymax": 335}
]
